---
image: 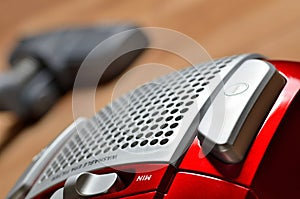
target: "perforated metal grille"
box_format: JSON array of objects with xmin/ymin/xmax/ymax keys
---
[{"xmin": 39, "ymin": 55, "xmax": 241, "ymax": 183}]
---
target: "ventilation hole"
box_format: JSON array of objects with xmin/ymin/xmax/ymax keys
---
[
  {"xmin": 140, "ymin": 140, "xmax": 148, "ymax": 146},
  {"xmin": 175, "ymin": 115, "xmax": 183, "ymax": 121},
  {"xmin": 101, "ymin": 131, "xmax": 108, "ymax": 137},
  {"xmin": 207, "ymin": 76, "xmax": 214, "ymax": 80},
  {"xmin": 150, "ymin": 124, "xmax": 158, "ymax": 130},
  {"xmin": 91, "ymin": 145, "xmax": 98, "ymax": 151},
  {"xmin": 224, "ymin": 59, "xmax": 232, "ymax": 63},
  {"xmin": 86, "ymin": 153, "xmax": 92, "ymax": 159},
  {"xmin": 131, "ymin": 141, "xmax": 138, "ymax": 148},
  {"xmin": 132, "ymin": 127, "xmax": 139, "ymax": 133},
  {"xmin": 150, "ymin": 96, "xmax": 156, "ymax": 101},
  {"xmin": 152, "ymin": 111, "xmax": 159, "ymax": 117},
  {"xmin": 145, "ymin": 132, "xmax": 153, "ymax": 138},
  {"xmin": 110, "ymin": 127, "xmax": 117, "ymax": 132},
  {"xmin": 176, "ymin": 102, "xmax": 184, "ymax": 107},
  {"xmin": 141, "ymin": 125, "xmax": 148, "ymax": 131},
  {"xmin": 174, "ymin": 85, "xmax": 181, "ymax": 90},
  {"xmin": 179, "ymin": 79, "xmax": 185, "ymax": 84},
  {"xmin": 133, "ymin": 115, "xmax": 140, "ymax": 121},
  {"xmin": 126, "ymin": 135, "xmax": 134, "ymax": 141},
  {"xmin": 112, "ymin": 145, "xmax": 119, "ymax": 151},
  {"xmin": 160, "ymin": 123, "xmax": 168, "ymax": 129},
  {"xmin": 192, "ymin": 82, "xmax": 200, "ymax": 87},
  {"xmin": 130, "ymin": 111, "xmax": 137, "ymax": 116},
  {"xmin": 162, "ymin": 98, "xmax": 170, "ymax": 103},
  {"xmin": 67, "ymin": 155, "xmax": 73, "ymax": 161},
  {"xmin": 136, "ymin": 133, "xmax": 143, "ymax": 139},
  {"xmin": 153, "ymin": 100, "xmax": 160, "ymax": 105},
  {"xmin": 156, "ymin": 117, "xmax": 163, "ymax": 122},
  {"xmin": 55, "ymin": 167, "xmax": 60, "ymax": 173},
  {"xmin": 183, "ymin": 84, "xmax": 190, "ymax": 89},
  {"xmin": 181, "ymin": 95, "xmax": 189, "ymax": 100},
  {"xmin": 219, "ymin": 64, "xmax": 226, "ymax": 68},
  {"xmin": 103, "ymin": 147, "xmax": 110, "ymax": 153},
  {"xmin": 188, "ymin": 78, "xmax": 196, "ymax": 82},
  {"xmin": 159, "ymin": 93, "xmax": 166, "ymax": 98},
  {"xmin": 62, "ymin": 163, "xmax": 69, "ymax": 169},
  {"xmin": 121, "ymin": 143, "xmax": 129, "ymax": 149},
  {"xmin": 40, "ymin": 176, "xmax": 46, "ymax": 182},
  {"xmin": 191, "ymin": 94, "xmax": 199, "ymax": 99},
  {"xmin": 202, "ymin": 82, "xmax": 209, "ymax": 86},
  {"xmin": 100, "ymin": 142, "xmax": 107, "ymax": 148},
  {"xmin": 146, "ymin": 118, "xmax": 154, "ymax": 124},
  {"xmin": 148, "ymin": 106, "xmax": 155, "ymax": 112},
  {"xmin": 136, "ymin": 101, "xmax": 144, "ymax": 108},
  {"xmin": 117, "ymin": 137, "xmax": 124, "ymax": 143},
  {"xmin": 172, "ymin": 96, "xmax": 179, "ymax": 101},
  {"xmin": 177, "ymin": 90, "xmax": 185, "ymax": 95},
  {"xmin": 180, "ymin": 108, "xmax": 189, "ymax": 113},
  {"xmin": 70, "ymin": 159, "xmax": 76, "ymax": 166},
  {"xmin": 114, "ymin": 131, "xmax": 121, "ymax": 138},
  {"xmin": 196, "ymin": 88, "xmax": 204, "ymax": 93},
  {"xmin": 144, "ymin": 102, "xmax": 151, "ymax": 107},
  {"xmin": 123, "ymin": 129, "xmax": 130, "ymax": 135},
  {"xmin": 150, "ymin": 139, "xmax": 158, "ymax": 145},
  {"xmin": 185, "ymin": 101, "xmax": 193, "ymax": 106},
  {"xmin": 160, "ymin": 138, "xmax": 169, "ymax": 145},
  {"xmin": 171, "ymin": 109, "xmax": 178, "ymax": 114},
  {"xmin": 142, "ymin": 113, "xmax": 149, "ymax": 118},
  {"xmin": 78, "ymin": 156, "xmax": 84, "ymax": 162},
  {"xmin": 105, "ymin": 134, "xmax": 112, "ymax": 140},
  {"xmin": 75, "ymin": 151, "xmax": 81, "ymax": 157},
  {"xmin": 124, "ymin": 117, "xmax": 131, "ymax": 123},
  {"xmin": 128, "ymin": 122, "xmax": 135, "ymax": 128},
  {"xmin": 107, "ymin": 123, "xmax": 114, "ymax": 129},
  {"xmin": 165, "ymin": 116, "xmax": 173, "ymax": 121},
  {"xmin": 109, "ymin": 139, "xmax": 116, "ymax": 145},
  {"xmin": 198, "ymin": 77, "xmax": 204, "ymax": 81},
  {"xmin": 170, "ymin": 123, "xmax": 179, "ymax": 129},
  {"xmin": 166, "ymin": 103, "xmax": 174, "ymax": 108},
  {"xmin": 95, "ymin": 149, "xmax": 102, "ymax": 156},
  {"xmin": 139, "ymin": 108, "xmax": 146, "ymax": 114},
  {"xmin": 161, "ymin": 110, "xmax": 168, "ymax": 115},
  {"xmin": 157, "ymin": 104, "xmax": 164, "ymax": 110},
  {"xmin": 213, "ymin": 70, "xmax": 220, "ymax": 74},
  {"xmin": 168, "ymin": 92, "xmax": 175, "ymax": 96},
  {"xmin": 155, "ymin": 131, "xmax": 163, "ymax": 137},
  {"xmin": 186, "ymin": 89, "xmax": 194, "ymax": 93}
]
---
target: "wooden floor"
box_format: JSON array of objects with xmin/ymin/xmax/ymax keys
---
[{"xmin": 0, "ymin": 0, "xmax": 299, "ymax": 197}]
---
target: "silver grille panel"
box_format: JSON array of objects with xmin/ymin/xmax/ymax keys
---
[{"xmin": 27, "ymin": 54, "xmax": 264, "ymax": 198}]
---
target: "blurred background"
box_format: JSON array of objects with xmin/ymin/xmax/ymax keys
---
[{"xmin": 0, "ymin": 0, "xmax": 299, "ymax": 197}]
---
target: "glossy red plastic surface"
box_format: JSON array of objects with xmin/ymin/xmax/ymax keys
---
[
  {"xmin": 120, "ymin": 192, "xmax": 162, "ymax": 199},
  {"xmin": 250, "ymin": 88, "xmax": 300, "ymax": 198},
  {"xmin": 165, "ymin": 172, "xmax": 250, "ymax": 199},
  {"xmin": 179, "ymin": 60, "xmax": 300, "ymax": 187}
]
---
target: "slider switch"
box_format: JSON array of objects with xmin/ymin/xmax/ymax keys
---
[{"xmin": 50, "ymin": 172, "xmax": 125, "ymax": 199}]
